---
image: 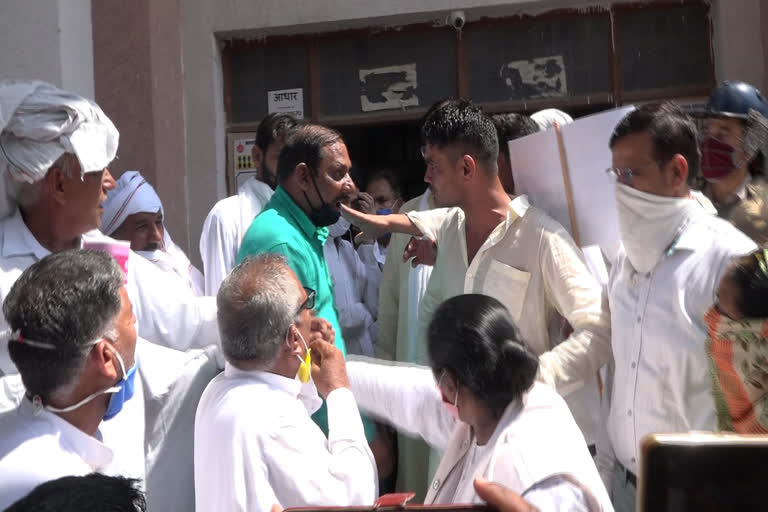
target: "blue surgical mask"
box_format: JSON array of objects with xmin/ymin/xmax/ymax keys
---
[
  {"xmin": 38, "ymin": 342, "xmax": 137, "ymax": 421},
  {"xmin": 375, "ymin": 208, "xmax": 392, "ymax": 244},
  {"xmin": 103, "ymin": 345, "xmax": 138, "ymax": 420}
]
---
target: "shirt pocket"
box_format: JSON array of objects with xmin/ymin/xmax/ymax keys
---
[{"xmin": 483, "ymin": 260, "xmax": 531, "ymax": 323}]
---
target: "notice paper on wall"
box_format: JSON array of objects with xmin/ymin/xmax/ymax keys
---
[
  {"xmin": 359, "ymin": 63, "xmax": 419, "ymax": 112},
  {"xmin": 267, "ymin": 88, "xmax": 304, "ymax": 119}
]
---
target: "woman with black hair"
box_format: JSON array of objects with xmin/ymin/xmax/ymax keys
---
[
  {"xmin": 346, "ymin": 294, "xmax": 612, "ymax": 511},
  {"xmin": 706, "ymin": 248, "xmax": 768, "ymax": 433}
]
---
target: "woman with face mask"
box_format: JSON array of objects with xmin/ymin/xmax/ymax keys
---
[
  {"xmin": 345, "ymin": 294, "xmax": 612, "ymax": 511},
  {"xmin": 706, "ymin": 248, "xmax": 768, "ymax": 434},
  {"xmin": 700, "ymin": 81, "xmax": 768, "ymax": 246}
]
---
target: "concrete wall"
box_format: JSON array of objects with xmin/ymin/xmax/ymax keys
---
[
  {"xmin": 762, "ymin": 0, "xmax": 768, "ymax": 94},
  {"xmin": 0, "ymin": 0, "xmax": 94, "ymax": 98},
  {"xmin": 712, "ymin": 0, "xmax": 765, "ymax": 88},
  {"xmin": 92, "ymin": 0, "xmax": 189, "ymax": 251}
]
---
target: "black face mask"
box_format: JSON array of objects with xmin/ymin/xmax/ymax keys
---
[{"xmin": 303, "ymin": 170, "xmax": 340, "ymax": 227}]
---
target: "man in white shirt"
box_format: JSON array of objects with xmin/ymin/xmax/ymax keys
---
[
  {"xmin": 605, "ymin": 103, "xmax": 756, "ymax": 511},
  {"xmin": 325, "ymin": 216, "xmax": 378, "ymax": 357},
  {"xmin": 101, "ymin": 170, "xmax": 204, "ymax": 295},
  {"xmin": 342, "ymin": 99, "xmax": 611, "ymax": 405},
  {"xmin": 194, "ymin": 253, "xmax": 377, "ymax": 512},
  {"xmin": 199, "ymin": 113, "xmax": 298, "ymax": 294},
  {"xmin": 0, "ymin": 249, "xmax": 139, "ymax": 510},
  {"xmin": 492, "ymin": 110, "xmax": 605, "ymax": 466},
  {"xmin": 0, "ymin": 81, "xmax": 218, "ymax": 368}
]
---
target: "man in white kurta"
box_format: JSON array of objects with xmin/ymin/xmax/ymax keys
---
[
  {"xmin": 194, "ymin": 254, "xmax": 376, "ymax": 511},
  {"xmin": 0, "ymin": 81, "xmax": 218, "ymax": 370},
  {"xmin": 0, "ymin": 248, "xmax": 223, "ymax": 511},
  {"xmin": 374, "ymin": 190, "xmax": 435, "ymax": 363},
  {"xmin": 100, "ymin": 170, "xmax": 204, "ymax": 295},
  {"xmin": 199, "ymin": 113, "xmax": 297, "ymax": 295},
  {"xmin": 342, "ymin": 101, "xmax": 611, "ymax": 446},
  {"xmin": 0, "ymin": 250, "xmax": 141, "ymax": 509},
  {"xmin": 324, "ymin": 219, "xmax": 378, "ymax": 357},
  {"xmin": 0, "ymin": 398, "xmax": 115, "ymax": 509},
  {"xmin": 407, "ymin": 197, "xmax": 607, "ymax": 437},
  {"xmin": 0, "ymin": 336, "xmax": 222, "ymax": 511}
]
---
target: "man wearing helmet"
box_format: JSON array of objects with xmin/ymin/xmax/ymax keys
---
[{"xmin": 700, "ymin": 81, "xmax": 768, "ymax": 245}]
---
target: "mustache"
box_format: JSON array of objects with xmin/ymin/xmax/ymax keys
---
[{"xmin": 143, "ymin": 242, "xmax": 163, "ymax": 251}]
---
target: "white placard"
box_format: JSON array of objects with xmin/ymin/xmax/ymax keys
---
[
  {"xmin": 508, "ymin": 129, "xmax": 572, "ymax": 233},
  {"xmin": 509, "ymin": 106, "xmax": 635, "ymax": 263},
  {"xmin": 267, "ymin": 88, "xmax": 304, "ymax": 119},
  {"xmin": 561, "ymin": 106, "xmax": 635, "ymax": 261},
  {"xmin": 359, "ymin": 63, "xmax": 419, "ymax": 112}
]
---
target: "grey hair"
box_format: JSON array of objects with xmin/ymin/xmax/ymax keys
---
[
  {"xmin": 217, "ymin": 254, "xmax": 303, "ymax": 369},
  {"xmin": 4, "ymin": 249, "xmax": 125, "ymax": 400},
  {"xmin": 5, "ymin": 152, "xmax": 79, "ymax": 208}
]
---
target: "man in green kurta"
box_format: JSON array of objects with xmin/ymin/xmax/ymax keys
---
[{"xmin": 237, "ymin": 124, "xmax": 375, "ymax": 441}]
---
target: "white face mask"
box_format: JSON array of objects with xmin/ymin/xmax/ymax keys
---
[
  {"xmin": 614, "ymin": 183, "xmax": 697, "ymax": 273},
  {"xmin": 327, "ymin": 217, "xmax": 351, "ymax": 239}
]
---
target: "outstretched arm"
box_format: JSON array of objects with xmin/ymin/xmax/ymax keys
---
[{"xmin": 340, "ymin": 204, "xmax": 423, "ymax": 239}]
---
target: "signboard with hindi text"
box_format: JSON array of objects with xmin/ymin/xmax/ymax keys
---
[{"xmin": 267, "ymin": 88, "xmax": 304, "ymax": 119}]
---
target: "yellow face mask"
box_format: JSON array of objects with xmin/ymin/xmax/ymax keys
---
[
  {"xmin": 296, "ymin": 348, "xmax": 312, "ymax": 383},
  {"xmin": 290, "ymin": 327, "xmax": 312, "ymax": 384}
]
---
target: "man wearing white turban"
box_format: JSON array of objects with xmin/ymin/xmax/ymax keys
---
[
  {"xmin": 0, "ymin": 80, "xmax": 219, "ymax": 375},
  {"xmin": 101, "ymin": 171, "xmax": 204, "ymax": 295},
  {"xmin": 0, "ymin": 81, "xmax": 228, "ymax": 511},
  {"xmin": 530, "ymin": 108, "xmax": 574, "ymax": 131}
]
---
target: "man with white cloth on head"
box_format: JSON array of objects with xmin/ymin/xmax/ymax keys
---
[
  {"xmin": 0, "ymin": 80, "xmax": 219, "ymax": 369},
  {"xmin": 101, "ymin": 170, "xmax": 204, "ymax": 295},
  {"xmin": 194, "ymin": 254, "xmax": 377, "ymax": 512},
  {"xmin": 531, "ymin": 108, "xmax": 574, "ymax": 131}
]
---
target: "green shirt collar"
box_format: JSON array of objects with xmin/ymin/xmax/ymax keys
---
[{"xmin": 271, "ymin": 186, "xmax": 329, "ymax": 244}]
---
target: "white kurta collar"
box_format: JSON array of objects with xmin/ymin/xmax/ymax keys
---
[
  {"xmin": 223, "ymin": 363, "xmax": 302, "ymax": 399},
  {"xmin": 18, "ymin": 396, "xmax": 114, "ymax": 470},
  {"xmin": 507, "ymin": 194, "xmax": 531, "ymax": 222},
  {"xmin": 2, "ymin": 209, "xmax": 50, "ymax": 260}
]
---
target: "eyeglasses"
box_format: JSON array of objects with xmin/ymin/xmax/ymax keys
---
[
  {"xmin": 298, "ymin": 287, "xmax": 316, "ymax": 312},
  {"xmin": 606, "ymin": 160, "xmax": 670, "ymax": 187},
  {"xmin": 605, "ymin": 166, "xmax": 634, "ymax": 186},
  {"xmin": 755, "ymin": 249, "xmax": 768, "ymax": 278}
]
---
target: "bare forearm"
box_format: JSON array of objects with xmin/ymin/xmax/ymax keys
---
[{"xmin": 342, "ymin": 205, "xmax": 423, "ymax": 237}]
